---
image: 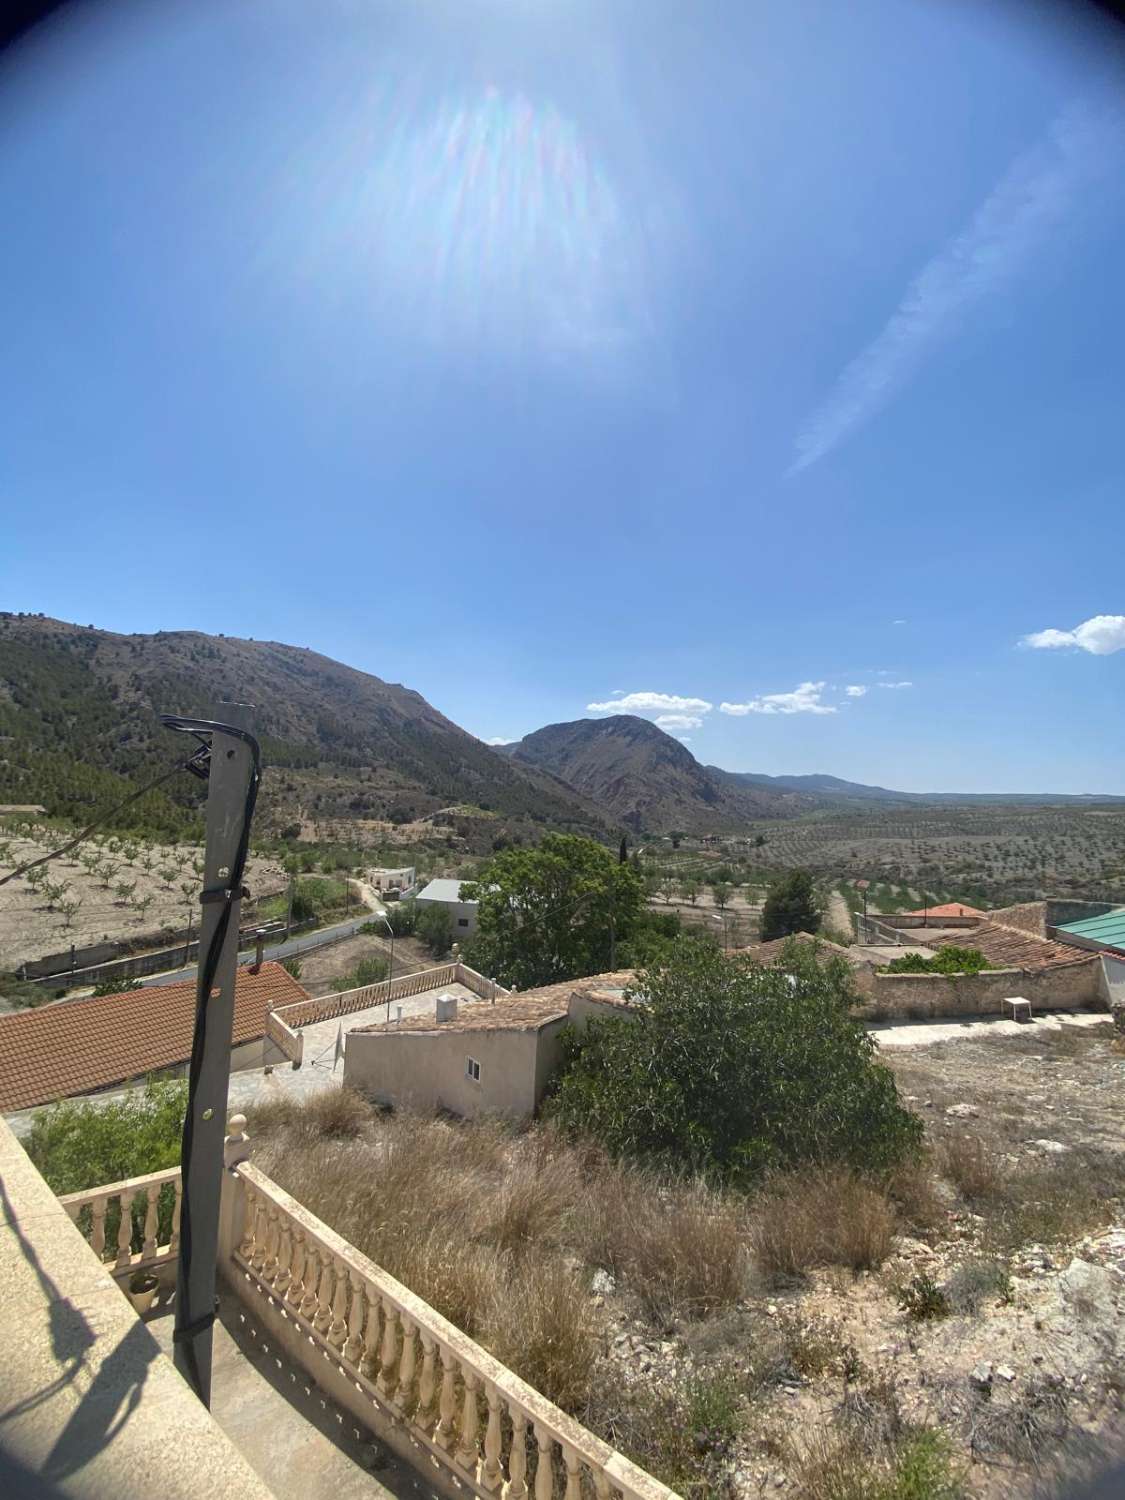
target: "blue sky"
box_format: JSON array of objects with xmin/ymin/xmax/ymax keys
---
[{"xmin": 2, "ymin": 0, "xmax": 1123, "ymax": 792}]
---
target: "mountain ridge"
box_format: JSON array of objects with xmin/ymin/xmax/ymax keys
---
[{"xmin": 0, "ymin": 613, "xmax": 611, "ymax": 841}]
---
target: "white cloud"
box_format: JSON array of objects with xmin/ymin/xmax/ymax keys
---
[
  {"xmin": 587, "ymin": 690, "xmax": 713, "ymax": 715},
  {"xmin": 677, "ymin": 736, "xmax": 692, "ymax": 743},
  {"xmin": 1022, "ymin": 615, "xmax": 1125, "ymax": 655},
  {"xmin": 893, "ymin": 619, "xmax": 907, "ymax": 626},
  {"xmin": 483, "ymin": 736, "xmax": 515, "ymax": 746},
  {"xmin": 845, "ymin": 685, "xmax": 867, "ymax": 698},
  {"xmin": 721, "ymin": 682, "xmax": 836, "ymax": 717},
  {"xmin": 878, "ymin": 681, "xmax": 913, "ymax": 690},
  {"xmin": 655, "ymin": 713, "xmax": 704, "ymax": 731},
  {"xmin": 790, "ymin": 102, "xmax": 1124, "ymax": 473}
]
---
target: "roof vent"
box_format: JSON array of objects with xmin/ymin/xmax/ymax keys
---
[{"xmin": 435, "ymin": 993, "xmax": 459, "ymax": 1024}]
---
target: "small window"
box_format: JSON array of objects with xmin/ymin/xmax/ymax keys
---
[
  {"xmin": 457, "ymin": 917, "xmax": 469, "ymax": 927},
  {"xmin": 466, "ymin": 1056, "xmax": 481, "ymax": 1082}
]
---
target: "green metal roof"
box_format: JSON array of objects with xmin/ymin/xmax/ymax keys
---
[{"xmin": 1055, "ymin": 909, "xmax": 1125, "ymax": 950}]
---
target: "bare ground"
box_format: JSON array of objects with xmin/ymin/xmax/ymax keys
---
[{"xmin": 0, "ymin": 830, "xmax": 285, "ymax": 969}]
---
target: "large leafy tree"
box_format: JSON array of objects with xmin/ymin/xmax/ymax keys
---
[
  {"xmin": 760, "ymin": 868, "xmax": 820, "ymax": 941},
  {"xmin": 461, "ymin": 834, "xmax": 644, "ymax": 990},
  {"xmin": 550, "ymin": 941, "xmax": 921, "ymax": 1179}
]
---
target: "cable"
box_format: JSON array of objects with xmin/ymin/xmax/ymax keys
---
[
  {"xmin": 0, "ymin": 761, "xmax": 192, "ymax": 888},
  {"xmin": 166, "ymin": 719, "xmax": 261, "ymax": 1402}
]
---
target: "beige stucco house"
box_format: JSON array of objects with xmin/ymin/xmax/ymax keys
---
[{"xmin": 343, "ymin": 971, "xmax": 637, "ymax": 1119}]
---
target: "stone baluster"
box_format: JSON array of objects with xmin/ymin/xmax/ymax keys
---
[
  {"xmin": 508, "ymin": 1409, "xmax": 529, "ymax": 1500},
  {"xmin": 300, "ymin": 1243, "xmax": 323, "ymax": 1321},
  {"xmin": 115, "ymin": 1190, "xmax": 134, "ymax": 1269},
  {"xmin": 362, "ymin": 1288, "xmax": 382, "ymax": 1376},
  {"xmin": 328, "ymin": 1259, "xmax": 350, "ymax": 1349},
  {"xmin": 262, "ymin": 1208, "xmax": 281, "ymax": 1284},
  {"xmin": 395, "ymin": 1314, "xmax": 417, "ymax": 1407},
  {"xmin": 592, "ymin": 1470, "xmax": 612, "ymax": 1500},
  {"xmin": 274, "ymin": 1218, "xmax": 293, "ymax": 1297},
  {"xmin": 250, "ymin": 1196, "xmax": 270, "ymax": 1273},
  {"xmin": 561, "ymin": 1444, "xmax": 581, "ymax": 1500},
  {"xmin": 238, "ymin": 1184, "xmax": 260, "ymax": 1263},
  {"xmin": 343, "ymin": 1272, "xmax": 367, "ymax": 1364},
  {"xmin": 375, "ymin": 1295, "xmax": 398, "ymax": 1397},
  {"xmin": 313, "ymin": 1249, "xmax": 335, "ymax": 1334},
  {"xmin": 90, "ymin": 1195, "xmax": 107, "ymax": 1260},
  {"xmin": 142, "ymin": 1182, "xmax": 160, "ymax": 1259},
  {"xmin": 170, "ymin": 1179, "xmax": 183, "ymax": 1255},
  {"xmin": 286, "ymin": 1231, "xmax": 307, "ymax": 1310},
  {"xmin": 455, "ymin": 1367, "xmax": 480, "ymax": 1472},
  {"xmin": 533, "ymin": 1424, "xmax": 555, "ymax": 1500},
  {"xmin": 482, "ymin": 1384, "xmax": 503, "ymax": 1491},
  {"xmin": 416, "ymin": 1333, "xmax": 438, "ymax": 1428},
  {"xmin": 434, "ymin": 1347, "xmax": 457, "ymax": 1452}
]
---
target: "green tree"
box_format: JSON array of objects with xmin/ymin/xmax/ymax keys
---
[
  {"xmin": 416, "ymin": 903, "xmax": 453, "ymax": 957},
  {"xmin": 461, "ymin": 834, "xmax": 645, "ymax": 990},
  {"xmin": 711, "ymin": 881, "xmax": 731, "ymax": 912},
  {"xmin": 550, "ymin": 942, "xmax": 921, "ymax": 1179},
  {"xmin": 760, "ymin": 869, "xmax": 820, "ymax": 942}
]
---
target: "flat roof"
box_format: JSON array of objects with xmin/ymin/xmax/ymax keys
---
[
  {"xmin": 416, "ymin": 878, "xmax": 475, "ymax": 904},
  {"xmin": 355, "ymin": 970, "xmax": 637, "ymax": 1036},
  {"xmin": 1055, "ymin": 908, "xmax": 1125, "ymax": 949}
]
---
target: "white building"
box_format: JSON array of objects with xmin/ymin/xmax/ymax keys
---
[
  {"xmin": 415, "ymin": 877, "xmax": 479, "ymax": 936},
  {"xmin": 368, "ymin": 865, "xmax": 415, "ymax": 896}
]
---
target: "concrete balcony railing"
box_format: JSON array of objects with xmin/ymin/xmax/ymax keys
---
[
  {"xmin": 54, "ymin": 1115, "xmax": 677, "ymax": 1500},
  {"xmin": 58, "ymin": 1165, "xmax": 182, "ymax": 1276},
  {"xmin": 227, "ymin": 1156, "xmax": 673, "ymax": 1500}
]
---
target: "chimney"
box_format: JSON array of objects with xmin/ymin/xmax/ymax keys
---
[
  {"xmin": 435, "ymin": 993, "xmax": 458, "ymax": 1024},
  {"xmin": 252, "ymin": 929, "xmax": 266, "ymax": 972}
]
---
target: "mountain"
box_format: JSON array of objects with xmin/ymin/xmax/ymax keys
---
[
  {"xmin": 0, "ymin": 614, "xmax": 609, "ymax": 843},
  {"xmin": 504, "ymin": 716, "xmax": 812, "ymax": 832},
  {"xmin": 720, "ymin": 769, "xmax": 1125, "ymax": 807}
]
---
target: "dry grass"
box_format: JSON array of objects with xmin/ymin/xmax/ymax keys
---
[
  {"xmin": 249, "ymin": 1101, "xmax": 747, "ymax": 1408},
  {"xmin": 883, "ymin": 1156, "xmax": 947, "ymax": 1237},
  {"xmin": 247, "ymin": 1086, "xmax": 374, "ymax": 1142},
  {"xmin": 750, "ymin": 1168, "xmax": 897, "ymax": 1281},
  {"xmin": 936, "ymin": 1134, "xmax": 1003, "ymax": 1202}
]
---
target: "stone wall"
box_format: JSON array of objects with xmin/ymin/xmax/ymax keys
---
[
  {"xmin": 854, "ymin": 959, "xmax": 1101, "ymax": 1022},
  {"xmin": 988, "ymin": 902, "xmax": 1048, "ymax": 937}
]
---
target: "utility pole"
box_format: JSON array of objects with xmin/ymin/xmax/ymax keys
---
[{"xmin": 167, "ymin": 705, "xmax": 259, "ymax": 1409}]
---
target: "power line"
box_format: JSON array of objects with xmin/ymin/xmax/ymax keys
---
[{"xmin": 0, "ymin": 761, "xmax": 194, "ymax": 889}]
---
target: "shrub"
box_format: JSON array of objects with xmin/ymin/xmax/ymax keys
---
[
  {"xmin": 92, "ymin": 976, "xmax": 145, "ymax": 996},
  {"xmin": 896, "ymin": 1274, "xmax": 950, "ymax": 1321},
  {"xmin": 248, "ymin": 1087, "xmax": 372, "ymax": 1143},
  {"xmin": 795, "ymin": 1422, "xmax": 964, "ymax": 1500},
  {"xmin": 280, "ymin": 956, "xmax": 302, "ymax": 979},
  {"xmin": 552, "ymin": 943, "xmax": 922, "ymax": 1180},
  {"xmin": 936, "ymin": 1134, "xmax": 1003, "ymax": 1201},
  {"xmin": 945, "ymin": 1259, "xmax": 1012, "ymax": 1316},
  {"xmin": 886, "ymin": 947, "xmax": 992, "ymax": 975},
  {"xmin": 331, "ymin": 954, "xmax": 389, "ymax": 992},
  {"xmin": 750, "ymin": 1168, "xmax": 897, "ymax": 1280}
]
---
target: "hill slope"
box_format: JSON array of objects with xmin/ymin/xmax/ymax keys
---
[
  {"xmin": 0, "ymin": 614, "xmax": 609, "ymax": 841},
  {"xmin": 505, "ymin": 716, "xmax": 811, "ymax": 832}
]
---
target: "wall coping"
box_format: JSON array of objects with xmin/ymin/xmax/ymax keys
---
[{"xmin": 0, "ymin": 1117, "xmax": 277, "ymax": 1499}]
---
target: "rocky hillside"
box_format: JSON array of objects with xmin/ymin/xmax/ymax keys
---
[
  {"xmin": 504, "ymin": 715, "xmax": 812, "ymax": 833},
  {"xmin": 0, "ymin": 614, "xmax": 610, "ymax": 841}
]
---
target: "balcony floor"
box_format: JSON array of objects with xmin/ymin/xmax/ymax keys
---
[{"xmin": 145, "ymin": 1282, "xmax": 438, "ymax": 1500}]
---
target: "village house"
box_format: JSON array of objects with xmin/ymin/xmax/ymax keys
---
[
  {"xmin": 343, "ymin": 970, "xmax": 636, "ymax": 1118},
  {"xmin": 0, "ymin": 960, "xmax": 309, "ymax": 1115}
]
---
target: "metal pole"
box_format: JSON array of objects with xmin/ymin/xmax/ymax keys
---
[{"xmin": 173, "ymin": 703, "xmax": 255, "ymax": 1408}]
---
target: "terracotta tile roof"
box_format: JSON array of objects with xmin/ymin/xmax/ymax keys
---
[
  {"xmin": 356, "ymin": 970, "xmax": 638, "ymax": 1036},
  {"xmin": 920, "ymin": 921, "xmax": 1096, "ymax": 974},
  {"xmin": 903, "ymin": 903, "xmax": 984, "ymax": 918},
  {"xmin": 0, "ymin": 962, "xmax": 308, "ymax": 1113},
  {"xmin": 745, "ymin": 932, "xmax": 854, "ymax": 965}
]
